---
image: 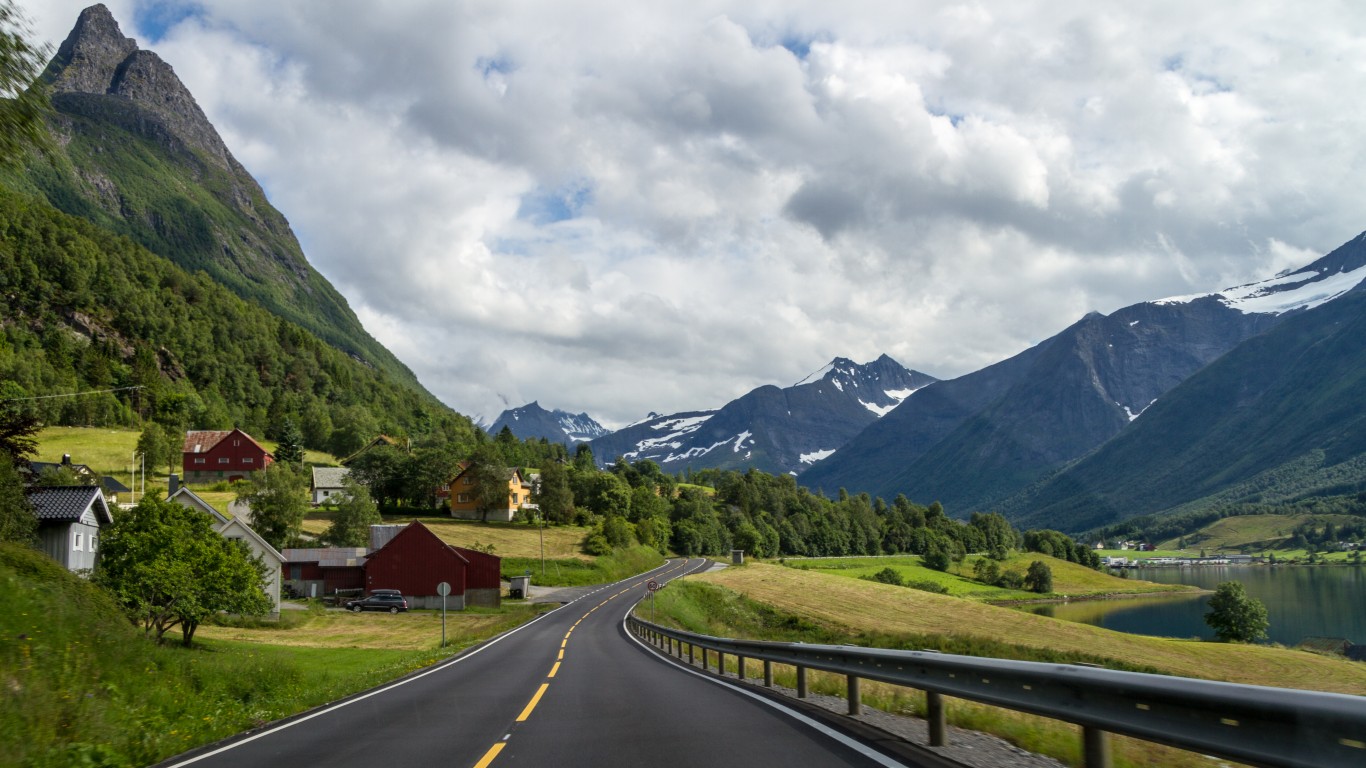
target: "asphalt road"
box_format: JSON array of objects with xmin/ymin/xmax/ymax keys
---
[{"xmin": 156, "ymin": 558, "xmax": 912, "ymax": 768}]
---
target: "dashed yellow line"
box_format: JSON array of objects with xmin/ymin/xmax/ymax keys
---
[
  {"xmin": 557, "ymin": 649, "xmax": 564, "ymax": 660},
  {"xmin": 474, "ymin": 741, "xmax": 505, "ymax": 768},
  {"xmin": 549, "ymin": 661, "xmax": 561, "ymax": 678},
  {"xmin": 517, "ymin": 683, "xmax": 550, "ymax": 722}
]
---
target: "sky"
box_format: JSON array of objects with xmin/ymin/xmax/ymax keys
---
[{"xmin": 18, "ymin": 1, "xmax": 1366, "ymax": 428}]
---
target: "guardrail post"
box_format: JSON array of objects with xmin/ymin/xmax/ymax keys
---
[
  {"xmin": 796, "ymin": 666, "xmax": 808, "ymax": 698},
  {"xmin": 737, "ymin": 655, "xmax": 746, "ymax": 681},
  {"xmin": 847, "ymin": 675, "xmax": 861, "ymax": 715},
  {"xmin": 927, "ymin": 692, "xmax": 946, "ymax": 746},
  {"xmin": 763, "ymin": 660, "xmax": 773, "ymax": 687},
  {"xmin": 688, "ymin": 643, "xmax": 694, "ymax": 664},
  {"xmin": 1084, "ymin": 727, "xmax": 1112, "ymax": 768},
  {"xmin": 717, "ymin": 651, "xmax": 725, "ymax": 675}
]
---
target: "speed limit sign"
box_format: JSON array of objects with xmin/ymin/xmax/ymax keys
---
[{"xmin": 647, "ymin": 580, "xmax": 659, "ymax": 592}]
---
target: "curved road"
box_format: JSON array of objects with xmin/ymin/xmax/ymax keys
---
[{"xmin": 157, "ymin": 559, "xmax": 912, "ymax": 768}]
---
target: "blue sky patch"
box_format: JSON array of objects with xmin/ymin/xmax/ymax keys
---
[
  {"xmin": 134, "ymin": 1, "xmax": 202, "ymax": 44},
  {"xmin": 517, "ymin": 181, "xmax": 594, "ymax": 225}
]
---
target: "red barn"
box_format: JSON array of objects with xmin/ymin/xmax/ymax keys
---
[
  {"xmin": 280, "ymin": 547, "xmax": 367, "ymax": 599},
  {"xmin": 183, "ymin": 428, "xmax": 273, "ymax": 483},
  {"xmin": 363, "ymin": 522, "xmax": 501, "ymax": 609}
]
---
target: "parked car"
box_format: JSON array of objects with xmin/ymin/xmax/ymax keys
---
[{"xmin": 346, "ymin": 593, "xmax": 408, "ymax": 613}]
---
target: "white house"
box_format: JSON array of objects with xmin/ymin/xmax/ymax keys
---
[
  {"xmin": 27, "ymin": 486, "xmax": 112, "ymax": 573},
  {"xmin": 311, "ymin": 466, "xmax": 351, "ymax": 505}
]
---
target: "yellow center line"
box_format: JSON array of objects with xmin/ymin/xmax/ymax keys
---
[
  {"xmin": 474, "ymin": 741, "xmax": 505, "ymax": 768},
  {"xmin": 549, "ymin": 661, "xmax": 561, "ymax": 678},
  {"xmin": 517, "ymin": 683, "xmax": 550, "ymax": 722},
  {"xmin": 560, "ymin": 638, "xmax": 567, "ymax": 648},
  {"xmin": 557, "ymin": 649, "xmax": 564, "ymax": 660}
]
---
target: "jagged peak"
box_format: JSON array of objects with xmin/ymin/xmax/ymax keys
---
[
  {"xmin": 44, "ymin": 4, "xmax": 235, "ymax": 171},
  {"xmin": 43, "ymin": 4, "xmax": 137, "ymax": 96}
]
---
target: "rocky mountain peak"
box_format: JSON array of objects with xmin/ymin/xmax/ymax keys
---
[
  {"xmin": 44, "ymin": 4, "xmax": 234, "ymax": 171},
  {"xmin": 43, "ymin": 4, "xmax": 136, "ymax": 95}
]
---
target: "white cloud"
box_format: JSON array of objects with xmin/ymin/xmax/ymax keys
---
[{"xmin": 17, "ymin": 1, "xmax": 1366, "ymax": 428}]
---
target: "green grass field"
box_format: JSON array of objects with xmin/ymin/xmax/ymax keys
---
[
  {"xmin": 782, "ymin": 553, "xmax": 1191, "ymax": 600},
  {"xmin": 663, "ymin": 562, "xmax": 1366, "ymax": 768}
]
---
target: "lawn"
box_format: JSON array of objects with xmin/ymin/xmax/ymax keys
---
[
  {"xmin": 197, "ymin": 603, "xmax": 550, "ymax": 651},
  {"xmin": 782, "ymin": 553, "xmax": 1192, "ymax": 601},
  {"xmin": 301, "ymin": 513, "xmax": 592, "ymax": 559}
]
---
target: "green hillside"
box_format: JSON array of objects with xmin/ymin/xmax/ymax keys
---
[
  {"xmin": 0, "ymin": 187, "xmax": 476, "ymax": 454},
  {"xmin": 1009, "ymin": 288, "xmax": 1366, "ymax": 532}
]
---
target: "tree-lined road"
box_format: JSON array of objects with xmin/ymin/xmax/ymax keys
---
[{"xmin": 157, "ymin": 559, "xmax": 911, "ymax": 767}]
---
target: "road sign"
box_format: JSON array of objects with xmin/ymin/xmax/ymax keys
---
[
  {"xmin": 647, "ymin": 580, "xmax": 659, "ymax": 592},
  {"xmin": 436, "ymin": 581, "xmax": 451, "ymax": 596}
]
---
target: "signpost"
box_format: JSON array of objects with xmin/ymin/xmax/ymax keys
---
[
  {"xmin": 436, "ymin": 581, "xmax": 451, "ymax": 647},
  {"xmin": 647, "ymin": 580, "xmax": 659, "ymax": 622}
]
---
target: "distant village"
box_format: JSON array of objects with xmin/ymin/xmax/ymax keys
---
[{"xmin": 25, "ymin": 426, "xmax": 530, "ymax": 615}]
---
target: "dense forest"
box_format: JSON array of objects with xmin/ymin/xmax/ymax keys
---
[{"xmin": 0, "ymin": 187, "xmax": 477, "ymax": 456}]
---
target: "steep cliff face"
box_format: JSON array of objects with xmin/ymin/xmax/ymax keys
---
[{"xmin": 32, "ymin": 4, "xmax": 418, "ymax": 387}]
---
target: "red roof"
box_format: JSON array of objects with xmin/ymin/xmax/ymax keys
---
[{"xmin": 182, "ymin": 427, "xmax": 272, "ymax": 457}]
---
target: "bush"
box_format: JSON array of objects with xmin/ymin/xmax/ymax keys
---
[
  {"xmin": 583, "ymin": 533, "xmax": 612, "ymax": 556},
  {"xmin": 905, "ymin": 580, "xmax": 949, "ymax": 594},
  {"xmin": 1024, "ymin": 561, "xmax": 1053, "ymax": 594},
  {"xmin": 1204, "ymin": 581, "xmax": 1269, "ymax": 642},
  {"xmin": 868, "ymin": 567, "xmax": 905, "ymax": 586}
]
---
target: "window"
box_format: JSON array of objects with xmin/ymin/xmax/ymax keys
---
[
  {"xmin": 456, "ymin": 493, "xmax": 472, "ymax": 503},
  {"xmin": 194, "ymin": 458, "xmax": 206, "ymax": 464},
  {"xmin": 462, "ymin": 477, "xmax": 473, "ymax": 485},
  {"xmin": 73, "ymin": 532, "xmax": 83, "ymax": 551},
  {"xmin": 218, "ymin": 457, "xmax": 230, "ymax": 464},
  {"xmin": 242, "ymin": 457, "xmax": 254, "ymax": 464},
  {"xmin": 233, "ymin": 440, "xmax": 241, "ymax": 447},
  {"xmin": 89, "ymin": 534, "xmax": 96, "ymax": 552}
]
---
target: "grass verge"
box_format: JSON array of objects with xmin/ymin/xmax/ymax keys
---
[
  {"xmin": 0, "ymin": 543, "xmax": 546, "ymax": 768},
  {"xmin": 502, "ymin": 545, "xmax": 666, "ymax": 586}
]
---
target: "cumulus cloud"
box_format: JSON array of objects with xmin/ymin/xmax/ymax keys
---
[{"xmin": 18, "ymin": 0, "xmax": 1366, "ymax": 427}]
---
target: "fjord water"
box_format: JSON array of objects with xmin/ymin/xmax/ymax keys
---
[{"xmin": 1025, "ymin": 566, "xmax": 1366, "ymax": 646}]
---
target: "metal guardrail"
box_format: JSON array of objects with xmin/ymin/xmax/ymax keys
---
[{"xmin": 627, "ymin": 615, "xmax": 1366, "ymax": 768}]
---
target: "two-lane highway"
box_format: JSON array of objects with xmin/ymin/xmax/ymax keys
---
[{"xmin": 159, "ymin": 559, "xmax": 909, "ymax": 767}]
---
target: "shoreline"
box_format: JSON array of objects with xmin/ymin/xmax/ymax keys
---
[{"xmin": 988, "ymin": 586, "xmax": 1210, "ymax": 607}]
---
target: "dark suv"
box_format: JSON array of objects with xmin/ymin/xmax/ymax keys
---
[{"xmin": 345, "ymin": 593, "xmax": 408, "ymax": 613}]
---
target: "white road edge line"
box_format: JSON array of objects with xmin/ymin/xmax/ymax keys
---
[
  {"xmin": 619, "ymin": 581, "xmax": 908, "ymax": 768},
  {"xmin": 163, "ymin": 559, "xmax": 684, "ymax": 767}
]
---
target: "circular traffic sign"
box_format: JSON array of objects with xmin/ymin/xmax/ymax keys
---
[
  {"xmin": 647, "ymin": 580, "xmax": 659, "ymax": 592},
  {"xmin": 436, "ymin": 581, "xmax": 451, "ymax": 596}
]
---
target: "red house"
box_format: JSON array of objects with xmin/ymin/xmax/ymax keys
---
[
  {"xmin": 280, "ymin": 547, "xmax": 368, "ymax": 599},
  {"xmin": 182, "ymin": 428, "xmax": 273, "ymax": 483},
  {"xmin": 363, "ymin": 522, "xmax": 501, "ymax": 609}
]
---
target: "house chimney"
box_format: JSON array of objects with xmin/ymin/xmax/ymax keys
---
[
  {"xmin": 168, "ymin": 474, "xmax": 179, "ymax": 495},
  {"xmin": 62, "ymin": 454, "xmax": 72, "ymax": 465}
]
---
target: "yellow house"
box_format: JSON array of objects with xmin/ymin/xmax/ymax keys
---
[{"xmin": 449, "ymin": 465, "xmax": 533, "ymax": 522}]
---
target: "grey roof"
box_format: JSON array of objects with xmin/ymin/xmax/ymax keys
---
[
  {"xmin": 312, "ymin": 466, "xmax": 350, "ymax": 489},
  {"xmin": 26, "ymin": 486, "xmax": 113, "ymax": 525},
  {"xmin": 282, "ymin": 547, "xmax": 368, "ymax": 565},
  {"xmin": 369, "ymin": 524, "xmax": 406, "ymax": 551}
]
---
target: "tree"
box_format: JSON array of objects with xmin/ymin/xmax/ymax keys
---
[
  {"xmin": 467, "ymin": 444, "xmax": 512, "ymax": 522},
  {"xmin": 348, "ymin": 445, "xmax": 407, "ymax": 508},
  {"xmin": 236, "ymin": 464, "xmax": 307, "ymax": 550},
  {"xmin": 135, "ymin": 423, "xmax": 170, "ymax": 475},
  {"xmin": 273, "ymin": 418, "xmax": 306, "ymax": 466},
  {"xmin": 532, "ymin": 461, "xmax": 575, "ymax": 524},
  {"xmin": 0, "ymin": 453, "xmax": 35, "ymax": 544},
  {"xmin": 973, "ymin": 557, "xmax": 1001, "ymax": 586},
  {"xmin": 1024, "ymin": 560, "xmax": 1053, "ymax": 594},
  {"xmin": 0, "ymin": 402, "xmax": 40, "ymax": 463},
  {"xmin": 1204, "ymin": 581, "xmax": 1269, "ymax": 643},
  {"xmin": 0, "ymin": 2, "xmax": 52, "ymax": 168},
  {"xmin": 325, "ymin": 476, "xmax": 381, "ymax": 546},
  {"xmin": 95, "ymin": 497, "xmax": 270, "ymax": 646}
]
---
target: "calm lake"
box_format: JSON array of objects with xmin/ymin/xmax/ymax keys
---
[{"xmin": 1023, "ymin": 566, "xmax": 1366, "ymax": 646}]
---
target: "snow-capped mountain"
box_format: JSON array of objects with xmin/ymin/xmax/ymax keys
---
[
  {"xmin": 487, "ymin": 402, "xmax": 610, "ymax": 445},
  {"xmin": 802, "ymin": 231, "xmax": 1366, "ymax": 522},
  {"xmin": 588, "ymin": 355, "xmax": 935, "ymax": 475}
]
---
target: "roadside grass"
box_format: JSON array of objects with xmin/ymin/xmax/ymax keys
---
[
  {"xmin": 649, "ymin": 566, "xmax": 1366, "ymax": 768},
  {"xmin": 0, "ymin": 543, "xmax": 547, "ymax": 768},
  {"xmin": 502, "ymin": 545, "xmax": 666, "ymax": 586},
  {"xmin": 782, "ymin": 553, "xmax": 1191, "ymax": 600},
  {"xmin": 696, "ymin": 562, "xmax": 1366, "ymax": 693}
]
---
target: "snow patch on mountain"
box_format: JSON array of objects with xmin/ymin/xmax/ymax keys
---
[
  {"xmin": 1157, "ymin": 263, "xmax": 1366, "ymax": 316},
  {"xmin": 800, "ymin": 448, "xmax": 837, "ymax": 464}
]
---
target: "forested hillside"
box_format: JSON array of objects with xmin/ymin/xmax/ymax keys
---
[{"xmin": 0, "ymin": 187, "xmax": 476, "ymax": 455}]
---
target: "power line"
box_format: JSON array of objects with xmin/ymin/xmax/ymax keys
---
[{"xmin": 0, "ymin": 385, "xmax": 144, "ymax": 403}]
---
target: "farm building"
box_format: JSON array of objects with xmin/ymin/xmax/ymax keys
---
[
  {"xmin": 363, "ymin": 522, "xmax": 501, "ymax": 609},
  {"xmin": 182, "ymin": 428, "xmax": 273, "ymax": 483},
  {"xmin": 281, "ymin": 546, "xmax": 367, "ymax": 599}
]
